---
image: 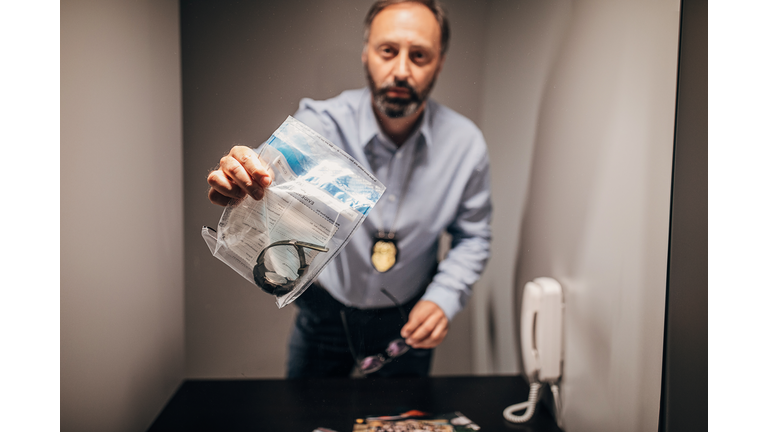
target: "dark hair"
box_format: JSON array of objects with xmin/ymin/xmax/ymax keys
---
[{"xmin": 363, "ymin": 0, "xmax": 450, "ymax": 56}]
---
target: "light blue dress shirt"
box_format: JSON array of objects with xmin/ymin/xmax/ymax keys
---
[{"xmin": 292, "ymin": 87, "xmax": 492, "ymax": 320}]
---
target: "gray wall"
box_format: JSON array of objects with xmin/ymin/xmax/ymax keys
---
[
  {"xmin": 514, "ymin": 0, "xmax": 680, "ymax": 430},
  {"xmin": 61, "ymin": 1, "xmax": 185, "ymax": 431}
]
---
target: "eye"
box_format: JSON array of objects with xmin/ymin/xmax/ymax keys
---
[
  {"xmin": 410, "ymin": 50, "xmax": 429, "ymax": 64},
  {"xmin": 379, "ymin": 46, "xmax": 397, "ymax": 58}
]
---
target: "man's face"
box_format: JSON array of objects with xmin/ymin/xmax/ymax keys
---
[{"xmin": 363, "ymin": 2, "xmax": 444, "ymax": 119}]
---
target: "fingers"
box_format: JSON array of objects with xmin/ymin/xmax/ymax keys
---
[
  {"xmin": 401, "ymin": 301, "xmax": 449, "ymax": 349},
  {"xmin": 406, "ymin": 314, "xmax": 448, "ymax": 349},
  {"xmin": 208, "ymin": 185, "xmax": 239, "ymax": 206},
  {"xmin": 401, "ymin": 300, "xmax": 432, "ymax": 339},
  {"xmin": 410, "ymin": 317, "xmax": 448, "ymax": 349},
  {"xmin": 207, "ymin": 170, "xmax": 245, "ymax": 206},
  {"xmin": 400, "ymin": 312, "xmax": 422, "ymax": 339},
  {"xmin": 218, "ymin": 146, "xmax": 271, "ymax": 199},
  {"xmin": 228, "ymin": 145, "xmax": 273, "ymax": 189},
  {"xmin": 207, "ymin": 146, "xmax": 273, "ymax": 206}
]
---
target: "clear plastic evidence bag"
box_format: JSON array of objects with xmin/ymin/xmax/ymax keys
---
[{"xmin": 202, "ymin": 116, "xmax": 385, "ymax": 308}]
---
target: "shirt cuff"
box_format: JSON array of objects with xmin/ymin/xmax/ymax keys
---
[{"xmin": 419, "ymin": 283, "xmax": 468, "ymax": 322}]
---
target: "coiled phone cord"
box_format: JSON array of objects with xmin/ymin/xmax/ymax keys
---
[
  {"xmin": 503, "ymin": 382, "xmax": 541, "ymax": 423},
  {"xmin": 504, "ymin": 382, "xmax": 564, "ymax": 427}
]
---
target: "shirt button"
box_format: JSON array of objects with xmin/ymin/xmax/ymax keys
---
[
  {"xmin": 389, "ymin": 195, "xmax": 396, "ymax": 202},
  {"xmin": 396, "ymin": 152, "xmax": 403, "ymax": 159}
]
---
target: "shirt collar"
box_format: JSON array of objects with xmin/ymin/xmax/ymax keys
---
[{"xmin": 358, "ymin": 87, "xmax": 434, "ymax": 152}]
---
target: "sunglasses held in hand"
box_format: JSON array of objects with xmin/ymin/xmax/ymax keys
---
[{"xmin": 340, "ymin": 288, "xmax": 410, "ymax": 374}]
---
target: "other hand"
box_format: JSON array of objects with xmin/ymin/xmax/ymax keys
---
[
  {"xmin": 207, "ymin": 146, "xmax": 272, "ymax": 206},
  {"xmin": 400, "ymin": 300, "xmax": 449, "ymax": 349}
]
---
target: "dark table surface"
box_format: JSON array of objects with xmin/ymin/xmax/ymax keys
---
[{"xmin": 148, "ymin": 375, "xmax": 562, "ymax": 431}]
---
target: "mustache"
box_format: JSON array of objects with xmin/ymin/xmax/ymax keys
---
[{"xmin": 377, "ymin": 79, "xmax": 418, "ymax": 100}]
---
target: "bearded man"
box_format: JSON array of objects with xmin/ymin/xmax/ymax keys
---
[{"xmin": 207, "ymin": 0, "xmax": 492, "ymax": 378}]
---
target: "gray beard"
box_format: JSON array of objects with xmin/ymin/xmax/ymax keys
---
[{"xmin": 365, "ymin": 65, "xmax": 437, "ymax": 119}]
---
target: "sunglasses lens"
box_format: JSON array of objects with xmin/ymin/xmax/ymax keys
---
[
  {"xmin": 386, "ymin": 339, "xmax": 409, "ymax": 357},
  {"xmin": 360, "ymin": 356, "xmax": 384, "ymax": 373}
]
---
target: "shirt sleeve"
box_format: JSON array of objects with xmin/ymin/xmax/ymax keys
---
[
  {"xmin": 419, "ymin": 146, "xmax": 492, "ymax": 320},
  {"xmin": 291, "ymin": 98, "xmax": 336, "ymax": 141}
]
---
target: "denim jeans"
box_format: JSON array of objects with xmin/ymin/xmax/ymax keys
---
[{"xmin": 286, "ymin": 283, "xmax": 433, "ymax": 378}]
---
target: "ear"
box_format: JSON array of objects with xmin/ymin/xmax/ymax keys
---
[{"xmin": 361, "ymin": 46, "xmax": 368, "ymax": 65}]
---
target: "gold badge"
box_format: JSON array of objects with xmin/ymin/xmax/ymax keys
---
[{"xmin": 371, "ymin": 236, "xmax": 398, "ymax": 273}]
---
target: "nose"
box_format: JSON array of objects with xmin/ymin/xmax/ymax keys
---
[{"xmin": 393, "ymin": 50, "xmax": 411, "ymax": 82}]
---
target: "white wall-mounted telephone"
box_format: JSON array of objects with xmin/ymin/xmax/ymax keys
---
[{"xmin": 504, "ymin": 277, "xmax": 564, "ymax": 426}]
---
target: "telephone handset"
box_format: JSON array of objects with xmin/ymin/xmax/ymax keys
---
[
  {"xmin": 504, "ymin": 277, "xmax": 564, "ymax": 425},
  {"xmin": 521, "ymin": 277, "xmax": 563, "ymax": 382}
]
